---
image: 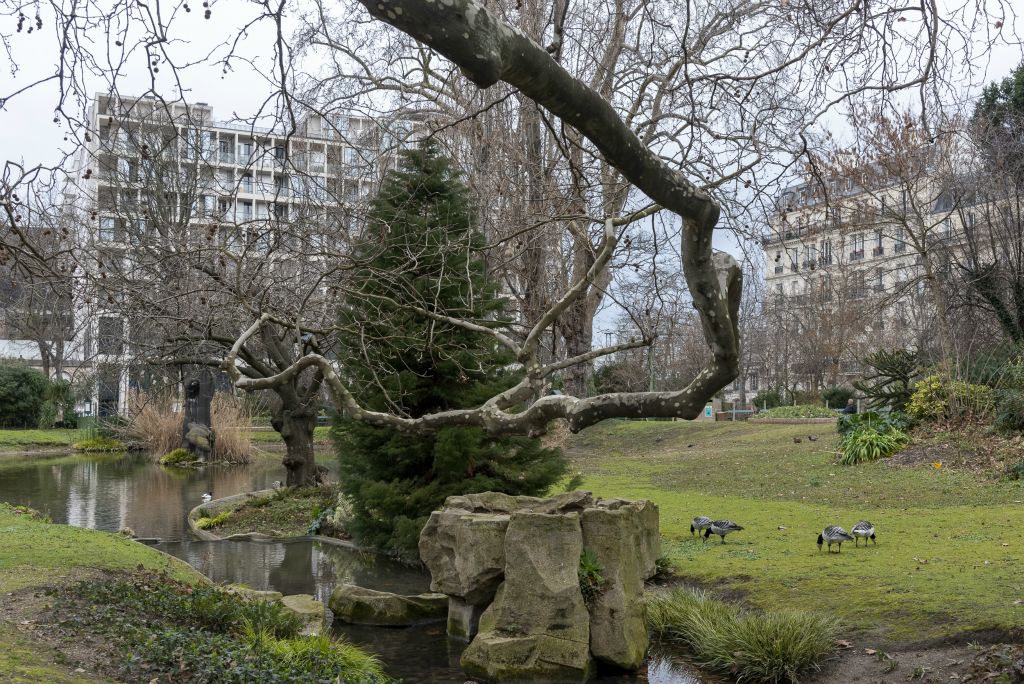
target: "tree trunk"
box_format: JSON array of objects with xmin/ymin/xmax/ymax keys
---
[{"xmin": 273, "ymin": 406, "xmax": 319, "ymax": 487}]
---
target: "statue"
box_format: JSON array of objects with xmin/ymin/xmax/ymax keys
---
[{"xmin": 181, "ymin": 369, "xmax": 215, "ymax": 461}]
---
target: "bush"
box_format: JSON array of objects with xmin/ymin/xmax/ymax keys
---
[
  {"xmin": 755, "ymin": 404, "xmax": 836, "ymax": 419},
  {"xmin": 995, "ymin": 389, "xmax": 1024, "ymax": 433},
  {"xmin": 821, "ymin": 386, "xmax": 855, "ymax": 409},
  {"xmin": 836, "ymin": 410, "xmax": 909, "ymax": 437},
  {"xmin": 752, "ymin": 386, "xmax": 788, "ymax": 410},
  {"xmin": 160, "ymin": 447, "xmax": 198, "ymax": 466},
  {"xmin": 0, "ymin": 364, "xmax": 49, "ymax": 428},
  {"xmin": 906, "ymin": 375, "xmax": 996, "ymax": 421},
  {"xmin": 646, "ymin": 587, "xmax": 838, "ymax": 683},
  {"xmin": 195, "ymin": 510, "xmax": 233, "ymax": 529}
]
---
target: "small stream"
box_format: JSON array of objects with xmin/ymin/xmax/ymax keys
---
[{"xmin": 0, "ymin": 450, "xmax": 709, "ymax": 683}]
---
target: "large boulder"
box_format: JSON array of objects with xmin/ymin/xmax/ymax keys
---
[
  {"xmin": 280, "ymin": 594, "xmax": 326, "ymax": 635},
  {"xmin": 444, "ymin": 490, "xmax": 594, "ymax": 515},
  {"xmin": 419, "ymin": 511, "xmax": 509, "ymax": 605},
  {"xmin": 581, "ymin": 505, "xmax": 648, "ymax": 669},
  {"xmin": 329, "ymin": 583, "xmax": 448, "ymax": 626},
  {"xmin": 461, "ymin": 512, "xmax": 593, "ymax": 683}
]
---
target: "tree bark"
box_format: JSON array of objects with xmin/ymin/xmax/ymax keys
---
[{"xmin": 272, "ymin": 403, "xmax": 320, "ymax": 487}]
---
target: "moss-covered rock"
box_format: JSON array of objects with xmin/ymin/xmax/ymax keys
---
[
  {"xmin": 328, "ymin": 583, "xmax": 447, "ymax": 626},
  {"xmin": 280, "ymin": 594, "xmax": 326, "ymax": 635}
]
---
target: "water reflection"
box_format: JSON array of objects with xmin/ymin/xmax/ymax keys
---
[{"xmin": 0, "ymin": 451, "xmax": 302, "ymax": 539}]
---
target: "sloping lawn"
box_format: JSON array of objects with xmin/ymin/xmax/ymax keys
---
[
  {"xmin": 0, "ymin": 429, "xmax": 79, "ymax": 451},
  {"xmin": 565, "ymin": 420, "xmax": 1024, "ymax": 644}
]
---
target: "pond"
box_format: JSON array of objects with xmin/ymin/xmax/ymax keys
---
[{"xmin": 0, "ymin": 450, "xmax": 710, "ymax": 683}]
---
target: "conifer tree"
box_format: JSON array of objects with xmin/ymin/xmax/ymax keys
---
[{"xmin": 334, "ymin": 142, "xmax": 566, "ymax": 556}]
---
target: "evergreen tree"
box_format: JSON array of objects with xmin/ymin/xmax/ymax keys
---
[{"xmin": 334, "ymin": 142, "xmax": 566, "ymax": 556}]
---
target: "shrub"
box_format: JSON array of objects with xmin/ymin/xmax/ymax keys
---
[
  {"xmin": 73, "ymin": 435, "xmax": 126, "ymax": 452},
  {"xmin": 578, "ymin": 548, "xmax": 608, "ymax": 608},
  {"xmin": 906, "ymin": 375, "xmax": 995, "ymax": 421},
  {"xmin": 0, "ymin": 364, "xmax": 49, "ymax": 428},
  {"xmin": 755, "ymin": 404, "xmax": 836, "ymax": 419},
  {"xmin": 159, "ymin": 447, "xmax": 197, "ymax": 466},
  {"xmin": 1003, "ymin": 460, "xmax": 1024, "ymax": 481},
  {"xmin": 753, "ymin": 386, "xmax": 788, "ymax": 410},
  {"xmin": 838, "ymin": 426, "xmax": 908, "ymax": 465},
  {"xmin": 836, "ymin": 410, "xmax": 909, "ymax": 437},
  {"xmin": 195, "ymin": 510, "xmax": 233, "ymax": 529},
  {"xmin": 821, "ymin": 386, "xmax": 855, "ymax": 409},
  {"xmin": 995, "ymin": 389, "xmax": 1024, "ymax": 433},
  {"xmin": 646, "ymin": 587, "xmax": 838, "ymax": 683}
]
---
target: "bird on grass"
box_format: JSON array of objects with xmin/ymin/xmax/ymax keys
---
[
  {"xmin": 704, "ymin": 520, "xmax": 744, "ymax": 544},
  {"xmin": 691, "ymin": 516, "xmax": 712, "ymax": 537},
  {"xmin": 201, "ymin": 492, "xmax": 212, "ymax": 503},
  {"xmin": 271, "ymin": 480, "xmax": 282, "ymax": 489},
  {"xmin": 851, "ymin": 520, "xmax": 876, "ymax": 546},
  {"xmin": 817, "ymin": 526, "xmax": 854, "ymax": 553}
]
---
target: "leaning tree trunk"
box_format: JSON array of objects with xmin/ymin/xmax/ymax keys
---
[{"xmin": 272, "ymin": 405, "xmax": 319, "ymax": 487}]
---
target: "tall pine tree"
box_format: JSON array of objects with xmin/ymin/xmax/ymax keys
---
[{"xmin": 334, "ymin": 142, "xmax": 566, "ymax": 556}]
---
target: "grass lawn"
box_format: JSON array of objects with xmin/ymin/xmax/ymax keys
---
[
  {"xmin": 564, "ymin": 419, "xmax": 1024, "ymax": 644},
  {"xmin": 248, "ymin": 426, "xmax": 333, "ymax": 444},
  {"xmin": 0, "ymin": 429, "xmax": 80, "ymax": 451},
  {"xmin": 0, "ymin": 504, "xmax": 206, "ymax": 682}
]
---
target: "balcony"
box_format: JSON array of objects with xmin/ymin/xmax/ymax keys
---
[
  {"xmin": 894, "ymin": 243, "xmax": 907, "ymax": 254},
  {"xmin": 818, "ymin": 255, "xmax": 833, "ymax": 266},
  {"xmin": 774, "ymin": 265, "xmax": 784, "ymax": 274},
  {"xmin": 850, "ymin": 250, "xmax": 865, "ymax": 261},
  {"xmin": 219, "ymin": 151, "xmax": 236, "ymax": 164},
  {"xmin": 872, "ymin": 246, "xmax": 885, "ymax": 257}
]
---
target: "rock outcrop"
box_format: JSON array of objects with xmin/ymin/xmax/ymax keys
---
[
  {"xmin": 329, "ymin": 583, "xmax": 448, "ymax": 626},
  {"xmin": 419, "ymin": 491, "xmax": 659, "ymax": 682}
]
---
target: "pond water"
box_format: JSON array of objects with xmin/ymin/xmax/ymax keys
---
[{"xmin": 0, "ymin": 450, "xmax": 709, "ymax": 683}]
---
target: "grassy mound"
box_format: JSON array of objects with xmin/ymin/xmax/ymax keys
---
[
  {"xmin": 646, "ymin": 587, "xmax": 838, "ymax": 683},
  {"xmin": 212, "ymin": 486, "xmax": 340, "ymax": 538}
]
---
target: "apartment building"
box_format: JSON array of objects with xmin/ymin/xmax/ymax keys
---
[
  {"xmin": 67, "ymin": 93, "xmax": 417, "ymax": 416},
  {"xmin": 760, "ymin": 162, "xmax": 972, "ymax": 391}
]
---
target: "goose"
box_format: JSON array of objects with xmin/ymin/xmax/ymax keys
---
[
  {"xmin": 201, "ymin": 492, "xmax": 213, "ymax": 503},
  {"xmin": 690, "ymin": 516, "xmax": 712, "ymax": 537},
  {"xmin": 851, "ymin": 521, "xmax": 876, "ymax": 546},
  {"xmin": 817, "ymin": 526, "xmax": 854, "ymax": 553},
  {"xmin": 704, "ymin": 520, "xmax": 744, "ymax": 544},
  {"xmin": 271, "ymin": 480, "xmax": 283, "ymax": 489}
]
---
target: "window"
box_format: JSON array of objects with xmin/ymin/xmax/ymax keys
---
[
  {"xmin": 901, "ymin": 190, "xmax": 908, "ymax": 212},
  {"xmin": 894, "ymin": 226, "xmax": 906, "ymax": 253},
  {"xmin": 788, "ymin": 248, "xmax": 798, "ymax": 272},
  {"xmin": 943, "ymin": 217, "xmax": 952, "ymax": 240},
  {"xmin": 240, "ymin": 201, "xmax": 253, "ymax": 221},
  {"xmin": 238, "ymin": 142, "xmax": 253, "ymax": 159},
  {"xmin": 820, "ymin": 239, "xmax": 833, "ymax": 265},
  {"xmin": 850, "ymin": 233, "xmax": 865, "ymax": 260},
  {"xmin": 99, "ymin": 217, "xmax": 118, "ymax": 241},
  {"xmin": 875, "ymin": 268, "xmax": 884, "ymax": 292},
  {"xmin": 879, "ymin": 196, "xmax": 886, "ymax": 215},
  {"xmin": 240, "ymin": 174, "xmax": 253, "ymax": 193},
  {"xmin": 97, "ymin": 316, "xmax": 124, "ymax": 355},
  {"xmin": 967, "ymin": 212, "xmax": 976, "ymax": 228},
  {"xmin": 873, "ymin": 230, "xmax": 884, "ymax": 257}
]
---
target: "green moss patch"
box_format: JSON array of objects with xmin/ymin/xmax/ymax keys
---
[
  {"xmin": 195, "ymin": 510, "xmax": 234, "ymax": 530},
  {"xmin": 566, "ymin": 420, "xmax": 1024, "ymax": 643},
  {"xmin": 71, "ymin": 436, "xmax": 126, "ymax": 453},
  {"xmin": 159, "ymin": 447, "xmax": 200, "ymax": 467}
]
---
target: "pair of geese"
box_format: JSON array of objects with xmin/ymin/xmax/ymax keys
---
[{"xmin": 690, "ymin": 516, "xmax": 877, "ymax": 552}]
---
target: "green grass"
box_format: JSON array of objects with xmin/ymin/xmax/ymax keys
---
[
  {"xmin": 0, "ymin": 502, "xmax": 206, "ymax": 593},
  {"xmin": 646, "ymin": 586, "xmax": 839, "ymax": 683},
  {"xmin": 212, "ymin": 487, "xmax": 337, "ymax": 537},
  {"xmin": 565, "ymin": 420, "xmax": 1024, "ymax": 643},
  {"xmin": 248, "ymin": 426, "xmax": 332, "ymax": 444},
  {"xmin": 72, "ymin": 436, "xmax": 126, "ymax": 453},
  {"xmin": 0, "ymin": 622, "xmax": 102, "ymax": 683},
  {"xmin": 0, "ymin": 429, "xmax": 79, "ymax": 450}
]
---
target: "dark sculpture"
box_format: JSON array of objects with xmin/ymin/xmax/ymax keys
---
[{"xmin": 182, "ymin": 369, "xmax": 215, "ymax": 461}]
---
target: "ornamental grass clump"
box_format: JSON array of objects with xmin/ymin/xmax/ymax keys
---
[{"xmin": 645, "ymin": 587, "xmax": 838, "ymax": 684}]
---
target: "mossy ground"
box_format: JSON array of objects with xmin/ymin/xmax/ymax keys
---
[
  {"xmin": 564, "ymin": 419, "xmax": 1024, "ymax": 644},
  {"xmin": 211, "ymin": 487, "xmax": 338, "ymax": 537}
]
